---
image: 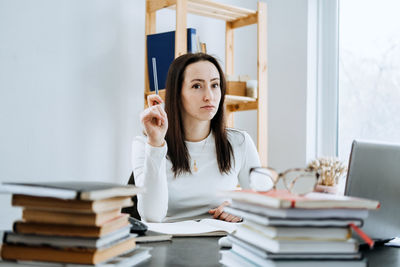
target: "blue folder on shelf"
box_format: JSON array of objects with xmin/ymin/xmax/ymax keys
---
[{"xmin": 147, "ymin": 28, "xmax": 197, "ymax": 91}]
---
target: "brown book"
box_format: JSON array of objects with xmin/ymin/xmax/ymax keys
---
[
  {"xmin": 12, "ymin": 194, "xmax": 133, "ymax": 213},
  {"xmin": 1, "ymin": 235, "xmax": 136, "ymax": 265},
  {"xmin": 22, "ymin": 208, "xmax": 121, "ymax": 226},
  {"xmin": 13, "ymin": 214, "xmax": 130, "ymax": 238}
]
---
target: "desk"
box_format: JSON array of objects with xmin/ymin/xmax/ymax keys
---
[
  {"xmin": 137, "ymin": 237, "xmax": 220, "ymax": 267},
  {"xmin": 362, "ymin": 245, "xmax": 400, "ymax": 266},
  {"xmin": 137, "ymin": 237, "xmax": 400, "ymax": 267}
]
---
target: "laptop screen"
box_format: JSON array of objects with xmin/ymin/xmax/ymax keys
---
[{"xmin": 345, "ymin": 140, "xmax": 400, "ymax": 240}]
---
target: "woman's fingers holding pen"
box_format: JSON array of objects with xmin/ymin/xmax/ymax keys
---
[{"xmin": 147, "ymin": 94, "xmax": 164, "ymax": 107}]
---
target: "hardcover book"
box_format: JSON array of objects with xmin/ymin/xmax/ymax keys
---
[
  {"xmin": 22, "ymin": 208, "xmax": 121, "ymax": 226},
  {"xmin": 12, "ymin": 194, "xmax": 133, "ymax": 213},
  {"xmin": 220, "ymin": 249, "xmax": 367, "ymax": 267},
  {"xmin": 0, "ymin": 181, "xmax": 143, "ymax": 200},
  {"xmin": 1, "ymin": 235, "xmax": 136, "ymax": 265},
  {"xmin": 228, "ymin": 235, "xmax": 362, "ymax": 260},
  {"xmin": 13, "ymin": 214, "xmax": 130, "ymax": 237},
  {"xmin": 224, "ymin": 206, "xmax": 363, "ymax": 227},
  {"xmin": 0, "ymin": 247, "xmax": 151, "ymax": 267},
  {"xmin": 3, "ymin": 226, "xmax": 131, "ymax": 248},
  {"xmin": 147, "ymin": 28, "xmax": 197, "ymax": 91},
  {"xmin": 230, "ymin": 199, "xmax": 370, "ymax": 219},
  {"xmin": 220, "ymin": 189, "xmax": 380, "ymax": 209},
  {"xmin": 239, "ymin": 220, "xmax": 351, "ymax": 241},
  {"xmin": 232, "ymin": 225, "xmax": 359, "ymax": 254}
]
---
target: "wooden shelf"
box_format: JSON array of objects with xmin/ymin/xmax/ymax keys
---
[
  {"xmin": 225, "ymin": 95, "xmax": 256, "ymax": 105},
  {"xmin": 147, "ymin": 0, "xmax": 258, "ymax": 28},
  {"xmin": 170, "ymin": 0, "xmax": 256, "ymax": 22}
]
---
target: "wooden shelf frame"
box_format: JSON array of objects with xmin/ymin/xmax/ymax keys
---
[{"xmin": 144, "ymin": 0, "xmax": 268, "ymax": 165}]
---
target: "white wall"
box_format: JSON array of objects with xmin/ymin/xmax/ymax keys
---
[
  {"xmin": 0, "ymin": 0, "xmax": 146, "ymax": 183},
  {"xmin": 0, "ymin": 0, "xmax": 312, "ymax": 229},
  {"xmin": 265, "ymin": 0, "xmax": 313, "ymax": 170},
  {"xmin": 0, "ymin": 0, "xmax": 146, "ymax": 229}
]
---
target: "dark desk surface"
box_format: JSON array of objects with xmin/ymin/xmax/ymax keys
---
[
  {"xmin": 362, "ymin": 244, "xmax": 400, "ymax": 266},
  {"xmin": 137, "ymin": 237, "xmax": 221, "ymax": 267},
  {"xmin": 137, "ymin": 237, "xmax": 400, "ymax": 267}
]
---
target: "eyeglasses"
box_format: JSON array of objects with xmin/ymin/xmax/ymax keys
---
[{"xmin": 249, "ymin": 167, "xmax": 320, "ymax": 195}]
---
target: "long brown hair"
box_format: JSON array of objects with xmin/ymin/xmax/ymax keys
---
[{"xmin": 164, "ymin": 53, "xmax": 234, "ymax": 177}]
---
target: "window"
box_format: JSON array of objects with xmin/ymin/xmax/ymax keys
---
[{"xmin": 338, "ymin": 0, "xmax": 400, "ymax": 160}]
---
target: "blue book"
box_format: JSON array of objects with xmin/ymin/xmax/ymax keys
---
[{"xmin": 147, "ymin": 28, "xmax": 197, "ymax": 91}]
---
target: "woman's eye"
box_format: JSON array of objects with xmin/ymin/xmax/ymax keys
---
[
  {"xmin": 212, "ymin": 83, "xmax": 220, "ymax": 89},
  {"xmin": 192, "ymin": 84, "xmax": 201, "ymax": 89}
]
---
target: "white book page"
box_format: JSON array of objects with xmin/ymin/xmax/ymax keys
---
[
  {"xmin": 385, "ymin": 237, "xmax": 400, "ymax": 247},
  {"xmin": 146, "ymin": 219, "xmax": 238, "ymax": 236}
]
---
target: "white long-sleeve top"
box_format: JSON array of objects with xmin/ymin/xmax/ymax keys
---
[{"xmin": 131, "ymin": 129, "xmax": 261, "ymax": 222}]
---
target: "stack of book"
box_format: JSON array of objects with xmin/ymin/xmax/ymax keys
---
[
  {"xmin": 0, "ymin": 181, "xmax": 149, "ymax": 266},
  {"xmin": 219, "ymin": 189, "xmax": 380, "ymax": 267}
]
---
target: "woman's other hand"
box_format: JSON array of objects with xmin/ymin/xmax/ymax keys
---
[
  {"xmin": 208, "ymin": 201, "xmax": 242, "ymax": 223},
  {"xmin": 140, "ymin": 95, "xmax": 168, "ymax": 147}
]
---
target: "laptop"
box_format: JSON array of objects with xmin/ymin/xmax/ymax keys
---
[{"xmin": 345, "ymin": 140, "xmax": 400, "ymax": 242}]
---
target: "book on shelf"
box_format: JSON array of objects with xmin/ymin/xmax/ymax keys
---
[
  {"xmin": 13, "ymin": 214, "xmax": 130, "ymax": 238},
  {"xmin": 224, "ymin": 206, "xmax": 363, "ymax": 227},
  {"xmin": 147, "ymin": 28, "xmax": 198, "ymax": 92},
  {"xmin": 227, "ymin": 235, "xmax": 362, "ymax": 260},
  {"xmin": 12, "ymin": 194, "xmax": 133, "ymax": 213},
  {"xmin": 0, "ymin": 246, "xmax": 152, "ymax": 267},
  {"xmin": 0, "ymin": 181, "xmax": 143, "ymax": 200},
  {"xmin": 232, "ymin": 225, "xmax": 359, "ymax": 253},
  {"xmin": 22, "ymin": 208, "xmax": 121, "ymax": 226},
  {"xmin": 239, "ymin": 220, "xmax": 351, "ymax": 241},
  {"xmin": 3, "ymin": 226, "xmax": 131, "ymax": 249},
  {"xmin": 230, "ymin": 199, "xmax": 370, "ymax": 219},
  {"xmin": 220, "ymin": 249, "xmax": 367, "ymax": 267},
  {"xmin": 146, "ymin": 218, "xmax": 237, "ymax": 237},
  {"xmin": 135, "ymin": 230, "xmax": 173, "ymax": 243},
  {"xmin": 0, "ymin": 234, "xmax": 136, "ymax": 265},
  {"xmin": 220, "ymin": 189, "xmax": 380, "ymax": 210}
]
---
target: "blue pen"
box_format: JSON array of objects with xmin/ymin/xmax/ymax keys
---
[
  {"xmin": 152, "ymin": 57, "xmax": 164, "ymax": 107},
  {"xmin": 152, "ymin": 57, "xmax": 159, "ymax": 95}
]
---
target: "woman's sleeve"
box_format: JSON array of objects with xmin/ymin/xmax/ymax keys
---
[
  {"xmin": 131, "ymin": 137, "xmax": 168, "ymax": 222},
  {"xmin": 237, "ymin": 132, "xmax": 262, "ymax": 190}
]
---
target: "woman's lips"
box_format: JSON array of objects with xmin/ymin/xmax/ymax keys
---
[{"xmin": 201, "ymin": 105, "xmax": 215, "ymax": 110}]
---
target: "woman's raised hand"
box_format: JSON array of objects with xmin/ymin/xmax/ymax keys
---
[{"xmin": 140, "ymin": 95, "xmax": 168, "ymax": 147}]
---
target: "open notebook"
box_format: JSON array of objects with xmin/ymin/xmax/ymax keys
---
[{"xmin": 146, "ymin": 219, "xmax": 238, "ymax": 237}]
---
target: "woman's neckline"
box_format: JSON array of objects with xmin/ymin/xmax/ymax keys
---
[{"xmin": 185, "ymin": 131, "xmax": 212, "ymax": 144}]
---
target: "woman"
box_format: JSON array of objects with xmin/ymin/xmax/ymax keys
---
[{"xmin": 133, "ymin": 53, "xmax": 262, "ymax": 223}]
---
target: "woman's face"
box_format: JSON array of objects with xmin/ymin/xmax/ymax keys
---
[{"xmin": 180, "ymin": 60, "xmax": 222, "ymax": 123}]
